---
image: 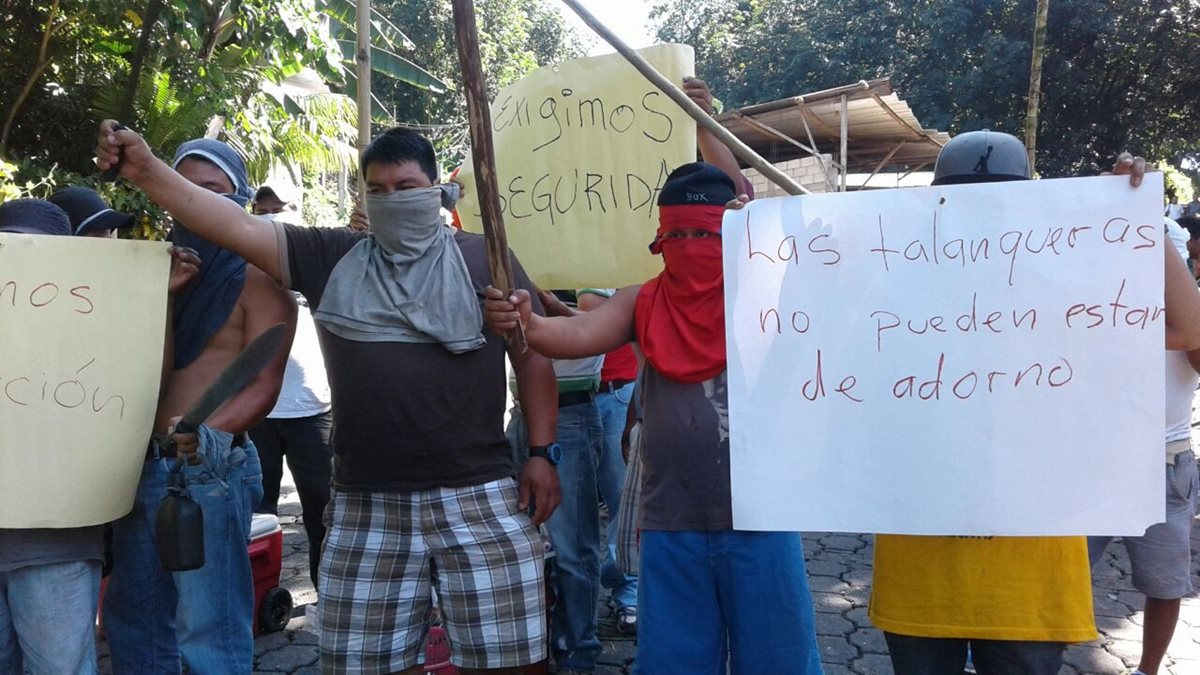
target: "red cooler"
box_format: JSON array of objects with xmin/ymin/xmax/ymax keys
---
[{"xmin": 249, "ymin": 512, "xmax": 292, "ymax": 635}]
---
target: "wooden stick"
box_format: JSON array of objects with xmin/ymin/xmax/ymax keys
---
[
  {"xmin": 355, "ymin": 0, "xmax": 371, "ymax": 198},
  {"xmin": 558, "ymin": 0, "xmax": 809, "ymax": 196},
  {"xmin": 451, "ymin": 0, "xmax": 526, "ymax": 351}
]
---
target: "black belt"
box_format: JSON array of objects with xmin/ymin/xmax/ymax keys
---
[
  {"xmin": 557, "ymin": 390, "xmax": 595, "ymax": 408},
  {"xmin": 147, "ymin": 432, "xmax": 248, "ymax": 460},
  {"xmin": 598, "ymin": 378, "xmax": 634, "ymax": 393}
]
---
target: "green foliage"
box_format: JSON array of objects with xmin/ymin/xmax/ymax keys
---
[
  {"xmin": 1164, "ymin": 164, "xmax": 1194, "ymax": 204},
  {"xmin": 0, "ymin": 0, "xmax": 586, "ymax": 230},
  {"xmin": 369, "ymin": 0, "xmax": 589, "ymax": 170},
  {"xmin": 651, "ymin": 0, "xmax": 1200, "ymax": 178},
  {"xmin": 0, "ymin": 157, "xmax": 170, "ymax": 238}
]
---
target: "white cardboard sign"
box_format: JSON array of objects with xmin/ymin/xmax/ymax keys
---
[{"xmin": 724, "ymin": 174, "xmax": 1165, "ymax": 536}]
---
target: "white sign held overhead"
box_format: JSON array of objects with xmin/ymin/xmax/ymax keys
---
[{"xmin": 724, "ymin": 174, "xmax": 1165, "ymax": 536}]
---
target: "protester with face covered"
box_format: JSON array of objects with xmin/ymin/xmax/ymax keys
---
[
  {"xmin": 248, "ymin": 183, "xmax": 333, "ymax": 589},
  {"xmin": 97, "ymin": 122, "xmax": 559, "ymax": 675},
  {"xmin": 484, "ymin": 162, "xmax": 824, "ymax": 675},
  {"xmin": 100, "ymin": 138, "xmax": 297, "ymax": 674},
  {"xmin": 0, "ymin": 199, "xmax": 199, "ymax": 675}
]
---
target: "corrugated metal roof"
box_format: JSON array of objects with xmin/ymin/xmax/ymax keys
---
[{"xmin": 715, "ymin": 78, "xmax": 949, "ymax": 174}]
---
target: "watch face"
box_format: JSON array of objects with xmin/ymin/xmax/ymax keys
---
[{"xmin": 533, "ymin": 443, "xmax": 562, "ymax": 465}]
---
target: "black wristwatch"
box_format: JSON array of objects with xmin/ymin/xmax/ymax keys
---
[{"xmin": 529, "ymin": 443, "xmax": 562, "ymax": 466}]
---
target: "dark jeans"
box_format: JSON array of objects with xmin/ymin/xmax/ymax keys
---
[
  {"xmin": 883, "ymin": 632, "xmax": 1066, "ymax": 675},
  {"xmin": 250, "ymin": 411, "xmax": 333, "ymax": 588}
]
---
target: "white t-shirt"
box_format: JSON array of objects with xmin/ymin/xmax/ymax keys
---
[
  {"xmin": 1164, "ymin": 218, "xmax": 1197, "ymax": 443},
  {"xmin": 269, "ymin": 294, "xmax": 332, "ymax": 418}
]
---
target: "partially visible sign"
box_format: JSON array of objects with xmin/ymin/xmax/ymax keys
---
[
  {"xmin": 0, "ymin": 235, "xmax": 169, "ymax": 527},
  {"xmin": 458, "ymin": 43, "xmax": 696, "ymax": 289}
]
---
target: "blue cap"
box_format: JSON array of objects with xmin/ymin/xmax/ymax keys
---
[{"xmin": 0, "ymin": 199, "xmax": 72, "ymax": 236}]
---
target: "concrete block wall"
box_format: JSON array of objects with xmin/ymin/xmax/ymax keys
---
[{"xmin": 743, "ymin": 154, "xmax": 836, "ymax": 197}]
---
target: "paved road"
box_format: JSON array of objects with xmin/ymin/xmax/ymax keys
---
[{"xmin": 96, "ymin": 472, "xmax": 1200, "ymax": 675}]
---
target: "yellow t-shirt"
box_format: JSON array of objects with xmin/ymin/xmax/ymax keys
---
[{"xmin": 868, "ymin": 535, "xmax": 1097, "ymax": 642}]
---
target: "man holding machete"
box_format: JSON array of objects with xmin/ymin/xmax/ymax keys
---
[
  {"xmin": 101, "ymin": 138, "xmax": 297, "ymax": 675},
  {"xmin": 97, "ymin": 123, "xmax": 560, "ymax": 675}
]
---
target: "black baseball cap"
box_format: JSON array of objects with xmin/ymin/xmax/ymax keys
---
[
  {"xmin": 48, "ymin": 186, "xmax": 136, "ymax": 235},
  {"xmin": 657, "ymin": 162, "xmax": 737, "ymax": 207},
  {"xmin": 0, "ymin": 199, "xmax": 72, "ymax": 236}
]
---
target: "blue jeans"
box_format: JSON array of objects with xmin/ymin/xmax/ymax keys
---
[
  {"xmin": 250, "ymin": 411, "xmax": 333, "ymax": 587},
  {"xmin": 883, "ymin": 633, "xmax": 1066, "ymax": 675},
  {"xmin": 0, "ymin": 560, "xmax": 100, "ymax": 675},
  {"xmin": 594, "ymin": 384, "xmax": 638, "ymax": 610},
  {"xmin": 105, "ymin": 429, "xmax": 264, "ymax": 675},
  {"xmin": 546, "ymin": 401, "xmax": 605, "ymax": 671},
  {"xmin": 636, "ymin": 530, "xmax": 823, "ymax": 675}
]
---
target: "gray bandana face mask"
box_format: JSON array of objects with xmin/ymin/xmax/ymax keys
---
[
  {"xmin": 365, "ymin": 184, "xmax": 460, "ymax": 254},
  {"xmin": 314, "ymin": 181, "xmax": 484, "ymax": 353}
]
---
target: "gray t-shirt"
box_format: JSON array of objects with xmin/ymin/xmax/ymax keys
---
[
  {"xmin": 638, "ymin": 366, "xmax": 732, "ymax": 530},
  {"xmin": 0, "ymin": 526, "xmax": 104, "ymax": 573}
]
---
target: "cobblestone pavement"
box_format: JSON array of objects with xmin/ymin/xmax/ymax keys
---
[{"xmin": 96, "ymin": 470, "xmax": 1200, "ymax": 675}]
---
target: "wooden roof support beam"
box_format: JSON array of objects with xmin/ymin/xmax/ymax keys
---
[
  {"xmin": 899, "ymin": 161, "xmax": 931, "ymax": 181},
  {"xmin": 860, "ymin": 142, "xmax": 907, "ymax": 188},
  {"xmin": 795, "ymin": 102, "xmax": 841, "ymax": 139},
  {"xmin": 869, "ymin": 92, "xmax": 945, "ymax": 148},
  {"xmin": 732, "ymin": 112, "xmax": 837, "ymax": 192}
]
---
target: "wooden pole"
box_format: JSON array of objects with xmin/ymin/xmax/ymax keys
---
[
  {"xmin": 451, "ymin": 0, "xmax": 526, "ymax": 351},
  {"xmin": 558, "ymin": 0, "xmax": 808, "ymax": 196},
  {"xmin": 1024, "ymin": 0, "xmax": 1050, "ymax": 175},
  {"xmin": 355, "ymin": 0, "xmax": 371, "ymax": 198},
  {"xmin": 838, "ymin": 94, "xmax": 848, "ymax": 192}
]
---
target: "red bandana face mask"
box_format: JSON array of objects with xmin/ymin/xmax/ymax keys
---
[{"xmin": 636, "ymin": 206, "xmax": 728, "ymax": 384}]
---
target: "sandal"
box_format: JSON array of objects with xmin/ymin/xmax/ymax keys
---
[{"xmin": 615, "ymin": 605, "xmax": 638, "ymax": 636}]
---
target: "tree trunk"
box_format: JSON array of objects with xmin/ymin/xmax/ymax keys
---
[
  {"xmin": 1024, "ymin": 0, "xmax": 1050, "ymax": 175},
  {"xmin": 0, "ymin": 0, "xmax": 60, "ymax": 156},
  {"xmin": 120, "ymin": 0, "xmax": 166, "ymax": 124}
]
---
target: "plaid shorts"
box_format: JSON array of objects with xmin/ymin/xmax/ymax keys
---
[{"xmin": 318, "ymin": 477, "xmax": 547, "ymax": 673}]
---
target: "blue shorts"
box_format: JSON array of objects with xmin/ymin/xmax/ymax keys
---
[{"xmin": 635, "ymin": 529, "xmax": 823, "ymax": 675}]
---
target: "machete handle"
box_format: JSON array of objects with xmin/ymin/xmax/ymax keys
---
[{"xmin": 98, "ymin": 122, "xmax": 129, "ymax": 182}]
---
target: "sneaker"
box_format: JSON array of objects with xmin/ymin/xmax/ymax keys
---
[{"xmin": 615, "ymin": 605, "xmax": 638, "ymax": 636}]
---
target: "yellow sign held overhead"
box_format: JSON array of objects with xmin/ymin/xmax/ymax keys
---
[{"xmin": 457, "ymin": 44, "xmax": 697, "ymax": 289}]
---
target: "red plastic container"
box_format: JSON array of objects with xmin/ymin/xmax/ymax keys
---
[{"xmin": 249, "ymin": 513, "xmax": 292, "ymax": 635}]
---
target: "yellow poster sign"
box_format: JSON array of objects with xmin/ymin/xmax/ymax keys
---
[
  {"xmin": 458, "ymin": 44, "xmax": 697, "ymax": 289},
  {"xmin": 0, "ymin": 234, "xmax": 169, "ymax": 528}
]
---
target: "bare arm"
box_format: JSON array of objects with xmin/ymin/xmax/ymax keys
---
[
  {"xmin": 1164, "ymin": 237, "xmax": 1200, "ymax": 350},
  {"xmin": 485, "ymin": 285, "xmax": 639, "ymax": 359},
  {"xmin": 685, "ymin": 77, "xmax": 746, "ymax": 195},
  {"xmin": 95, "ymin": 121, "xmax": 282, "ymax": 281},
  {"xmin": 205, "ymin": 269, "xmax": 298, "ymax": 433},
  {"xmin": 509, "ymin": 331, "xmax": 562, "ymax": 526},
  {"xmin": 511, "ymin": 345, "xmax": 557, "ymax": 447}
]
